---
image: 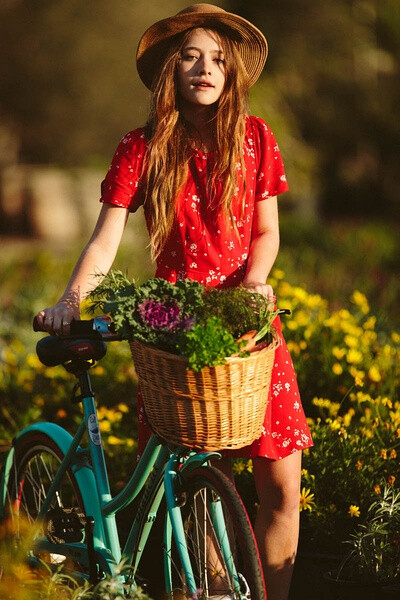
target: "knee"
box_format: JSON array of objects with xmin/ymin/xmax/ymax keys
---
[
  {"xmin": 253, "ymin": 457, "xmax": 301, "ymax": 518},
  {"xmin": 263, "ymin": 480, "xmax": 300, "ymax": 517}
]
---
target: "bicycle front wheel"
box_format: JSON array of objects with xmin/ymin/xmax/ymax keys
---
[
  {"xmin": 171, "ymin": 466, "xmax": 266, "ymax": 600},
  {"xmin": 4, "ymin": 431, "xmax": 89, "ymax": 577}
]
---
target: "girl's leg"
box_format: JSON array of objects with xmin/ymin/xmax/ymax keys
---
[{"xmin": 253, "ymin": 451, "xmax": 302, "ymax": 600}]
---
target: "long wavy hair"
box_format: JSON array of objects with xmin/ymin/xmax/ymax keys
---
[{"xmin": 143, "ymin": 28, "xmax": 250, "ymax": 260}]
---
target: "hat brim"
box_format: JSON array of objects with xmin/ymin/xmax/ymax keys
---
[{"xmin": 136, "ymin": 11, "xmax": 268, "ymax": 90}]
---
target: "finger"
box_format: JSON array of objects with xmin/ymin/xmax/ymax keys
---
[
  {"xmin": 265, "ymin": 285, "xmax": 275, "ymax": 303},
  {"xmin": 35, "ymin": 311, "xmax": 46, "ymax": 326},
  {"xmin": 60, "ymin": 318, "xmax": 72, "ymax": 336},
  {"xmin": 53, "ymin": 312, "xmax": 70, "ymax": 336},
  {"xmin": 43, "ymin": 314, "xmax": 55, "ymax": 333}
]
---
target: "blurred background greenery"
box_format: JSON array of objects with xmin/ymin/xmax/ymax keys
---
[
  {"xmin": 0, "ymin": 1, "xmax": 400, "ymax": 593},
  {"xmin": 1, "ymin": 0, "xmax": 399, "ymax": 217}
]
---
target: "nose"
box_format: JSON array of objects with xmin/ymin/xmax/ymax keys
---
[{"xmin": 197, "ymin": 55, "xmax": 212, "ymax": 75}]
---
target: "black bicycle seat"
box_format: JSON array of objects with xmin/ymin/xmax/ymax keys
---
[{"xmin": 36, "ymin": 336, "xmax": 107, "ymax": 366}]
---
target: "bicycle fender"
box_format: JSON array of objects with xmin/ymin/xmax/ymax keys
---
[
  {"xmin": 179, "ymin": 451, "xmax": 221, "ymax": 479},
  {"xmin": 11, "ymin": 423, "xmax": 106, "ymax": 544}
]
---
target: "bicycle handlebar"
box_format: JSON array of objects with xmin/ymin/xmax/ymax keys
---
[
  {"xmin": 32, "ymin": 315, "xmax": 121, "ymax": 340},
  {"xmin": 33, "ymin": 310, "xmax": 291, "ymax": 341}
]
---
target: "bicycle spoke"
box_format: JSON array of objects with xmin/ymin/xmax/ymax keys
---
[
  {"xmin": 5, "ymin": 434, "xmax": 88, "ymax": 575},
  {"xmin": 168, "ymin": 466, "xmax": 266, "ymax": 599}
]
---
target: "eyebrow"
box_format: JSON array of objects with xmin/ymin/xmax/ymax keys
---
[{"xmin": 182, "ymin": 46, "xmax": 224, "ymax": 54}]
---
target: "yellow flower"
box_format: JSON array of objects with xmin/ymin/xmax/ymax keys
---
[
  {"xmin": 332, "ymin": 363, "xmax": 343, "ymax": 375},
  {"xmin": 99, "ymin": 420, "xmax": 111, "ymax": 432},
  {"xmin": 232, "ymin": 460, "xmax": 246, "ymax": 475},
  {"xmin": 356, "ymin": 460, "xmax": 363, "ymax": 471},
  {"xmin": 380, "ymin": 397, "xmax": 392, "ymax": 408},
  {"xmin": 388, "ymin": 475, "xmax": 396, "ymax": 486},
  {"xmin": 391, "ymin": 331, "xmax": 400, "ymax": 344},
  {"xmin": 368, "ymin": 365, "xmax": 381, "ymax": 382},
  {"xmin": 350, "ymin": 369, "xmax": 365, "ymax": 385},
  {"xmin": 346, "ymin": 349, "xmax": 363, "ymax": 364},
  {"xmin": 246, "ymin": 459, "xmax": 253, "ymax": 473},
  {"xmin": 299, "ymin": 488, "xmax": 315, "ymax": 512},
  {"xmin": 344, "ymin": 335, "xmax": 359, "ymax": 348},
  {"xmin": 374, "ymin": 484, "xmax": 381, "ymax": 494},
  {"xmin": 390, "ymin": 449, "xmax": 397, "ymax": 459},
  {"xmin": 107, "ymin": 435, "xmax": 123, "ymax": 445},
  {"xmin": 301, "ymin": 469, "xmax": 308, "ymax": 476},
  {"xmin": 349, "ymin": 505, "xmax": 360, "ymax": 517},
  {"xmin": 351, "ymin": 291, "xmax": 370, "ymax": 314},
  {"xmin": 363, "ymin": 316, "xmax": 376, "ymax": 330},
  {"xmin": 287, "ymin": 341, "xmax": 300, "ymax": 355},
  {"xmin": 273, "ymin": 268, "xmax": 285, "ymax": 280},
  {"xmin": 381, "ymin": 449, "xmax": 387, "ymax": 459},
  {"xmin": 343, "ymin": 409, "xmax": 355, "ymax": 427},
  {"xmin": 329, "ymin": 419, "xmax": 341, "ymax": 431},
  {"xmin": 332, "ymin": 346, "xmax": 346, "ymax": 360}
]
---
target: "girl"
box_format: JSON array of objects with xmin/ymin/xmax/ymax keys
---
[{"xmin": 36, "ymin": 5, "xmax": 313, "ymax": 599}]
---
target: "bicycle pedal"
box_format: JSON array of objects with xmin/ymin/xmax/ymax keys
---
[{"xmin": 44, "ymin": 506, "xmax": 86, "ymax": 544}]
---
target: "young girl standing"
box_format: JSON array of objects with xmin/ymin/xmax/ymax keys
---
[{"xmin": 36, "ymin": 4, "xmax": 312, "ymax": 599}]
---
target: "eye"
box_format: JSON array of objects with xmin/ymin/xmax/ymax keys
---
[
  {"xmin": 182, "ymin": 53, "xmax": 198, "ymax": 62},
  {"xmin": 214, "ymin": 57, "xmax": 225, "ymax": 64}
]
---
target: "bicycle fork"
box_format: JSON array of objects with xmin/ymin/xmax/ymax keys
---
[{"xmin": 163, "ymin": 453, "xmax": 243, "ymax": 598}]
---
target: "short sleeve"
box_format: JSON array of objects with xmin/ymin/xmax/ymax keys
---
[
  {"xmin": 100, "ymin": 128, "xmax": 147, "ymax": 213},
  {"xmin": 249, "ymin": 116, "xmax": 289, "ymax": 201}
]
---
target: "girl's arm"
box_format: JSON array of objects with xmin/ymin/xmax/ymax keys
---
[
  {"xmin": 35, "ymin": 203, "xmax": 129, "ymax": 334},
  {"xmin": 242, "ymin": 196, "xmax": 280, "ymax": 301}
]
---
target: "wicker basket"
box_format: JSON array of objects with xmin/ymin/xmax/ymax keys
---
[{"xmin": 129, "ymin": 334, "xmax": 279, "ymax": 451}]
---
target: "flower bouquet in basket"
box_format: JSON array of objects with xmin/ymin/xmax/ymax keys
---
[{"xmin": 88, "ymin": 271, "xmax": 280, "ymax": 450}]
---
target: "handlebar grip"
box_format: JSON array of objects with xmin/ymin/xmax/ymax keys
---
[
  {"xmin": 70, "ymin": 319, "xmax": 95, "ymax": 335},
  {"xmin": 32, "ymin": 316, "xmax": 44, "ymax": 332},
  {"xmin": 32, "ymin": 317, "xmax": 95, "ymax": 335}
]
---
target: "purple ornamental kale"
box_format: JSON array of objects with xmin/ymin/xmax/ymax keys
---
[{"xmin": 137, "ymin": 298, "xmax": 182, "ymax": 330}]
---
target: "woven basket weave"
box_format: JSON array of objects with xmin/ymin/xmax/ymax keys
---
[{"xmin": 130, "ymin": 333, "xmax": 279, "ymax": 451}]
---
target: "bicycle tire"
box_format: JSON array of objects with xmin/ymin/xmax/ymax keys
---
[
  {"xmin": 171, "ymin": 465, "xmax": 266, "ymax": 599},
  {"xmin": 4, "ymin": 431, "xmax": 90, "ymax": 578}
]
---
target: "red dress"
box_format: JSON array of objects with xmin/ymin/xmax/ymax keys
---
[{"xmin": 100, "ymin": 116, "xmax": 313, "ymax": 460}]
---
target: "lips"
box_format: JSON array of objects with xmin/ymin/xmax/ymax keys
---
[{"xmin": 193, "ymin": 81, "xmax": 214, "ymax": 88}]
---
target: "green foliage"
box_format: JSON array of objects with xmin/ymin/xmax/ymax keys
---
[
  {"xmin": 176, "ymin": 316, "xmax": 246, "ymax": 371},
  {"xmin": 88, "ymin": 273, "xmax": 204, "ymax": 348},
  {"xmin": 244, "ymin": 0, "xmax": 400, "ymax": 218},
  {"xmin": 1, "ymin": 220, "xmax": 399, "ymax": 570},
  {"xmin": 198, "ymin": 286, "xmax": 273, "ymax": 338},
  {"xmin": 338, "ymin": 486, "xmax": 400, "ymax": 583},
  {"xmin": 0, "ymin": 523, "xmax": 153, "ymax": 599},
  {"xmin": 87, "ymin": 273, "xmax": 277, "ymax": 370},
  {"xmin": 2, "ymin": 0, "xmax": 400, "ymax": 221}
]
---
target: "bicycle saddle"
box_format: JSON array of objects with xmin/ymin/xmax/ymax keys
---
[{"xmin": 36, "ymin": 335, "xmax": 107, "ymax": 366}]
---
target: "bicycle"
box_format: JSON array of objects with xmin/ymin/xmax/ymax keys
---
[{"xmin": 0, "ymin": 315, "xmax": 269, "ymax": 599}]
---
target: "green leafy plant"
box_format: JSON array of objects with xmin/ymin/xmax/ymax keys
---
[
  {"xmin": 336, "ymin": 486, "xmax": 400, "ymax": 584},
  {"xmin": 87, "ymin": 272, "xmax": 277, "ymax": 371},
  {"xmin": 175, "ymin": 316, "xmax": 245, "ymax": 371}
]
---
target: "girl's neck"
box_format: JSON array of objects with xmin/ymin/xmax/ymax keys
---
[{"xmin": 180, "ymin": 104, "xmax": 217, "ymax": 153}]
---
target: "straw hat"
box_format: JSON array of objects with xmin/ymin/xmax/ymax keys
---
[{"xmin": 136, "ymin": 3, "xmax": 268, "ymax": 90}]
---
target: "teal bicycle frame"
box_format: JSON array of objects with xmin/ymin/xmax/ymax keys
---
[{"xmin": 1, "ymin": 384, "xmax": 246, "ymax": 597}]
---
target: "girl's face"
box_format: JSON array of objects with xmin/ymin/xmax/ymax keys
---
[{"xmin": 177, "ymin": 28, "xmax": 226, "ymax": 110}]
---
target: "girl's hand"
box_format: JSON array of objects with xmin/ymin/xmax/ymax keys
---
[
  {"xmin": 35, "ymin": 300, "xmax": 80, "ymax": 335},
  {"xmin": 243, "ymin": 281, "xmax": 275, "ymax": 303}
]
